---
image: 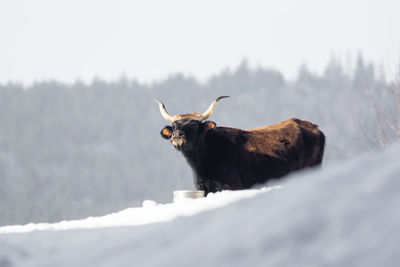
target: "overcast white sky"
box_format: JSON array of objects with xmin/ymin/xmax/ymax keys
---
[{"xmin": 0, "ymin": 0, "xmax": 399, "ymax": 84}]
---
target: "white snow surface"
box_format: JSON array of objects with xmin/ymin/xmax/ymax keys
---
[
  {"xmin": 0, "ymin": 187, "xmax": 277, "ymax": 234},
  {"xmin": 1, "ymin": 143, "xmax": 400, "ymax": 267}
]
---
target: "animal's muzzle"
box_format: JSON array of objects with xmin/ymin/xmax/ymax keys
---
[
  {"xmin": 171, "ymin": 130, "xmax": 186, "ymax": 147},
  {"xmin": 172, "ymin": 130, "xmax": 184, "ymax": 139}
]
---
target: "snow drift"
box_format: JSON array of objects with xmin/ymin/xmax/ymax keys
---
[
  {"xmin": 1, "ymin": 143, "xmax": 400, "ymax": 267},
  {"xmin": 0, "ymin": 187, "xmax": 280, "ymax": 234}
]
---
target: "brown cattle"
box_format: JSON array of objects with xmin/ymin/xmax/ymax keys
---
[{"xmin": 156, "ymin": 96, "xmax": 325, "ymax": 194}]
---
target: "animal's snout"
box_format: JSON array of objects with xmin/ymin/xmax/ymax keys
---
[
  {"xmin": 172, "ymin": 130, "xmax": 184, "ymax": 139},
  {"xmin": 170, "ymin": 130, "xmax": 187, "ymax": 147}
]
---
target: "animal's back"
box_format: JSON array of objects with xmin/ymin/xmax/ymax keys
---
[{"xmin": 245, "ymin": 118, "xmax": 325, "ymax": 168}]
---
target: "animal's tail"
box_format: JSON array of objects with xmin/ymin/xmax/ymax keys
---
[
  {"xmin": 305, "ymin": 129, "xmax": 325, "ymax": 167},
  {"xmin": 315, "ymin": 131, "xmax": 325, "ymax": 165}
]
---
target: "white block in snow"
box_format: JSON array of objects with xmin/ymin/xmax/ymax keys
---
[{"xmin": 173, "ymin": 190, "xmax": 205, "ymax": 203}]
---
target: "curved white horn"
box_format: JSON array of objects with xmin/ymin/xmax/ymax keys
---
[
  {"xmin": 153, "ymin": 100, "xmax": 176, "ymax": 122},
  {"xmin": 200, "ymin": 96, "xmax": 230, "ymax": 120}
]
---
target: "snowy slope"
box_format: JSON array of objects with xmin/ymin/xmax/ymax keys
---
[
  {"xmin": 1, "ymin": 143, "xmax": 400, "ymax": 267},
  {"xmin": 0, "ymin": 187, "xmax": 280, "ymax": 234}
]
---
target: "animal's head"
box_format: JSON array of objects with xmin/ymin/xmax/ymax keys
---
[{"xmin": 154, "ymin": 96, "xmax": 229, "ymax": 151}]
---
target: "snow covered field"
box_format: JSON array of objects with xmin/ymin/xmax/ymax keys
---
[
  {"xmin": 0, "ymin": 187, "xmax": 279, "ymax": 234},
  {"xmin": 1, "ymin": 143, "xmax": 400, "ymax": 267}
]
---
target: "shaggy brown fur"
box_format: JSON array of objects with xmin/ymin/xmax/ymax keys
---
[{"xmin": 244, "ymin": 118, "xmax": 324, "ymax": 167}]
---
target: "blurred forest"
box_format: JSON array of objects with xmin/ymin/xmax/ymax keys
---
[{"xmin": 0, "ymin": 55, "xmax": 398, "ymax": 225}]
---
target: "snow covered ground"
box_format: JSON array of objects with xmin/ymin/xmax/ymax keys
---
[
  {"xmin": 1, "ymin": 143, "xmax": 400, "ymax": 267},
  {"xmin": 0, "ymin": 187, "xmax": 279, "ymax": 234}
]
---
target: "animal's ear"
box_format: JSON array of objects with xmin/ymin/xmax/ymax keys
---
[
  {"xmin": 204, "ymin": 121, "xmax": 216, "ymax": 131},
  {"xmin": 160, "ymin": 126, "xmax": 173, "ymax": 140}
]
